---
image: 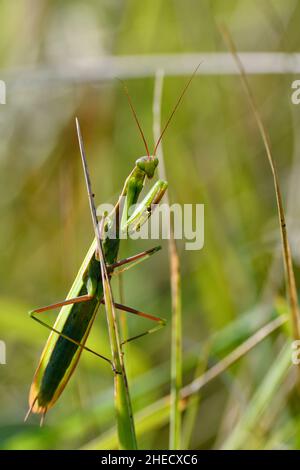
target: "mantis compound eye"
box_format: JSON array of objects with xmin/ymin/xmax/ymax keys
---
[{"xmin": 136, "ymin": 156, "xmax": 158, "ymax": 179}]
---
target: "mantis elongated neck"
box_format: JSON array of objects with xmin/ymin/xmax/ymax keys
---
[
  {"xmin": 119, "ymin": 165, "xmax": 146, "ymax": 230},
  {"xmin": 101, "ymin": 164, "xmax": 146, "ymax": 250},
  {"xmin": 121, "ymin": 165, "xmax": 146, "ymax": 198}
]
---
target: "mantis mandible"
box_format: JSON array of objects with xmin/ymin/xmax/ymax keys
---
[{"xmin": 26, "ymin": 68, "xmax": 199, "ymax": 425}]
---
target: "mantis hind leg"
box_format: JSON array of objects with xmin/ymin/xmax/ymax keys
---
[
  {"xmin": 30, "ymin": 294, "xmax": 93, "ymax": 314},
  {"xmin": 121, "ymin": 322, "xmax": 165, "ymax": 346},
  {"xmin": 29, "ymin": 296, "xmax": 115, "ymax": 369},
  {"xmin": 108, "ymin": 245, "xmax": 161, "ymax": 275},
  {"xmin": 109, "ymin": 301, "xmax": 166, "ymax": 346}
]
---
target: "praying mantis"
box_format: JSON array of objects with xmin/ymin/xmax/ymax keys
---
[{"xmin": 25, "ymin": 68, "xmax": 199, "ymax": 426}]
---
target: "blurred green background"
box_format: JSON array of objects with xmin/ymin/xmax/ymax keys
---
[{"xmin": 1, "ymin": 0, "xmax": 300, "ymax": 449}]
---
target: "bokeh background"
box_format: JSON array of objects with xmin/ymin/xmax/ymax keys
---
[{"xmin": 1, "ymin": 0, "xmax": 300, "ymax": 449}]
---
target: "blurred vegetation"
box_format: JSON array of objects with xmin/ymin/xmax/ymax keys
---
[{"xmin": 1, "ymin": 0, "xmax": 300, "ymax": 449}]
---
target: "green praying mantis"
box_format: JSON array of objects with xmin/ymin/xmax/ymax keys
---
[{"xmin": 25, "ymin": 68, "xmax": 199, "ymax": 425}]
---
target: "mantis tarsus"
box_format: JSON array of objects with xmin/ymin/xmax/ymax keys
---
[{"xmin": 26, "ymin": 68, "xmax": 199, "ymax": 425}]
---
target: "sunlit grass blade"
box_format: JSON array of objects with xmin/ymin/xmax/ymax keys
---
[
  {"xmin": 181, "ymin": 315, "xmax": 286, "ymax": 397},
  {"xmin": 221, "ymin": 342, "xmax": 292, "ymax": 449},
  {"xmin": 182, "ymin": 343, "xmax": 210, "ymax": 449}
]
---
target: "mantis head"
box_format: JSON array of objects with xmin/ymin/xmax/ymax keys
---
[{"xmin": 136, "ymin": 156, "xmax": 158, "ymax": 179}]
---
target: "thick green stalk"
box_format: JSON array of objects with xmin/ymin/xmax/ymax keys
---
[
  {"xmin": 76, "ymin": 118, "xmax": 137, "ymax": 449},
  {"xmin": 101, "ymin": 267, "xmax": 137, "ymax": 449}
]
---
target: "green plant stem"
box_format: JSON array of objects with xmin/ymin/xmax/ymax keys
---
[{"xmin": 153, "ymin": 69, "xmax": 183, "ymax": 449}]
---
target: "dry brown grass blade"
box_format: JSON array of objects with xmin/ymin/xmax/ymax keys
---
[{"xmin": 219, "ymin": 24, "xmax": 300, "ymax": 343}]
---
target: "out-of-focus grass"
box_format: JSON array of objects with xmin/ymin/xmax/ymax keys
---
[
  {"xmin": 222, "ymin": 343, "xmax": 292, "ymax": 450},
  {"xmin": 1, "ymin": 0, "xmax": 300, "ymax": 450}
]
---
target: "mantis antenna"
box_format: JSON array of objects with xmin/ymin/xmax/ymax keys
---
[
  {"xmin": 120, "ymin": 63, "xmax": 201, "ymax": 160},
  {"xmin": 153, "ymin": 62, "xmax": 202, "ymax": 156},
  {"xmin": 119, "ymin": 80, "xmax": 151, "ymax": 158}
]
